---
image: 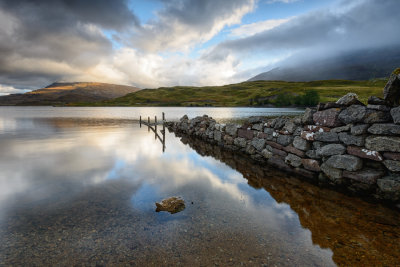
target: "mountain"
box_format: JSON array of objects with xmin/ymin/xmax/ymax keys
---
[
  {"xmin": 0, "ymin": 82, "xmax": 140, "ymax": 105},
  {"xmin": 249, "ymin": 47, "xmax": 400, "ymax": 82}
]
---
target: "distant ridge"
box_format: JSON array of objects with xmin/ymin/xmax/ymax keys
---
[
  {"xmin": 248, "ymin": 47, "xmax": 400, "ymax": 82},
  {"xmin": 0, "ymin": 82, "xmax": 140, "ymax": 105}
]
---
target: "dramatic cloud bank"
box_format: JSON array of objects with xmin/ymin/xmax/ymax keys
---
[{"xmin": 0, "ymin": 0, "xmax": 399, "ymax": 93}]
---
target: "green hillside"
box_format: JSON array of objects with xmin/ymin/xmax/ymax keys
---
[{"xmin": 80, "ymin": 79, "xmax": 387, "ymax": 107}]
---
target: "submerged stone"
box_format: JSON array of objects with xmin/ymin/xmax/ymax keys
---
[{"xmin": 155, "ymin": 197, "xmax": 186, "ymax": 214}]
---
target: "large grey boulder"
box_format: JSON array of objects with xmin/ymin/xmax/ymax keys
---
[
  {"xmin": 251, "ymin": 137, "xmax": 266, "ymax": 151},
  {"xmin": 365, "ymin": 136, "xmax": 400, "ymax": 152},
  {"xmin": 391, "ymin": 106, "xmax": 400, "ymax": 124},
  {"xmin": 320, "ymin": 163, "xmax": 343, "ymax": 182},
  {"xmin": 383, "ymin": 71, "xmax": 400, "ymax": 106},
  {"xmin": 338, "ymin": 105, "xmax": 367, "ymax": 124},
  {"xmin": 225, "ymin": 124, "xmax": 238, "ymax": 136},
  {"xmin": 313, "ymin": 108, "xmax": 342, "ymax": 127},
  {"xmin": 336, "ymin": 93, "xmax": 362, "ymax": 106},
  {"xmin": 285, "ymin": 153, "xmax": 302, "ymax": 168},
  {"xmin": 325, "ymin": 155, "xmax": 363, "ymax": 171},
  {"xmin": 338, "ymin": 132, "xmax": 365, "ymax": 146},
  {"xmin": 316, "ymin": 144, "xmax": 346, "ymax": 157},
  {"xmin": 367, "ymin": 123, "xmax": 400, "ymax": 135}
]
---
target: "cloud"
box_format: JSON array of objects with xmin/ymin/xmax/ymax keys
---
[
  {"xmin": 267, "ymin": 0, "xmax": 299, "ymax": 3},
  {"xmin": 205, "ymin": 0, "xmax": 400, "ymax": 68},
  {"xmin": 0, "ymin": 0, "xmax": 138, "ymax": 90},
  {"xmin": 0, "ymin": 85, "xmax": 29, "ymax": 96},
  {"xmin": 132, "ymin": 0, "xmax": 255, "ymax": 52},
  {"xmin": 230, "ymin": 18, "xmax": 292, "ymax": 38}
]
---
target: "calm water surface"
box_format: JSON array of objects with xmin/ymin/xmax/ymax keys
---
[{"xmin": 0, "ymin": 107, "xmax": 399, "ymax": 266}]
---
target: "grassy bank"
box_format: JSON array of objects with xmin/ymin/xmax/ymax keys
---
[{"xmin": 73, "ymin": 79, "xmax": 387, "ymax": 107}]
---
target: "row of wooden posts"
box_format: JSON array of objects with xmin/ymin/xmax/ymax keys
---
[{"xmin": 139, "ymin": 112, "xmax": 166, "ymax": 152}]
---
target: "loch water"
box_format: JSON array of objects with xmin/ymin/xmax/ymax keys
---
[{"xmin": 0, "ymin": 107, "xmax": 399, "ymax": 266}]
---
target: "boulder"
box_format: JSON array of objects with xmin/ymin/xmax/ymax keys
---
[
  {"xmin": 314, "ymin": 132, "xmax": 339, "ymax": 142},
  {"xmin": 304, "ymin": 125, "xmax": 331, "ymax": 132},
  {"xmin": 293, "ymin": 136, "xmax": 310, "ymax": 151},
  {"xmin": 180, "ymin": 115, "xmax": 189, "ymax": 122},
  {"xmin": 306, "ymin": 150, "xmax": 320, "ymax": 159},
  {"xmin": 233, "ymin": 137, "xmax": 247, "ymax": 148},
  {"xmin": 320, "ymin": 162, "xmax": 343, "ymax": 182},
  {"xmin": 365, "ymin": 136, "xmax": 400, "ymax": 152},
  {"xmin": 338, "ymin": 132, "xmax": 365, "ymax": 146},
  {"xmin": 343, "ymin": 169, "xmax": 384, "ymax": 185},
  {"xmin": 283, "ymin": 121, "xmax": 297, "ymax": 134},
  {"xmin": 383, "ymin": 152, "xmax": 400, "ymax": 161},
  {"xmin": 331, "ymin": 124, "xmax": 351, "ymax": 133},
  {"xmin": 225, "ymin": 124, "xmax": 238, "ymax": 136},
  {"xmin": 391, "ymin": 106, "xmax": 400, "ymax": 124},
  {"xmin": 316, "ymin": 144, "xmax": 346, "ymax": 157},
  {"xmin": 366, "ymin": 104, "xmax": 391, "ymax": 112},
  {"xmin": 273, "ymin": 117, "xmax": 288, "ymax": 130},
  {"xmin": 363, "ymin": 110, "xmax": 391, "ymax": 123},
  {"xmin": 302, "ymin": 159, "xmax": 321, "ymax": 172},
  {"xmin": 338, "ymin": 105, "xmax": 367, "ymax": 124},
  {"xmin": 285, "ymin": 153, "xmax": 302, "ymax": 168},
  {"xmin": 261, "ymin": 148, "xmax": 273, "ymax": 159},
  {"xmin": 277, "ymin": 135, "xmax": 294, "ymax": 146},
  {"xmin": 336, "ymin": 93, "xmax": 362, "ymax": 106},
  {"xmin": 223, "ymin": 135, "xmax": 234, "ymax": 145},
  {"xmin": 251, "ymin": 137, "xmax": 266, "ymax": 151},
  {"xmin": 302, "ymin": 108, "xmax": 315, "ymax": 124},
  {"xmin": 214, "ymin": 130, "xmax": 222, "ymax": 142},
  {"xmin": 368, "ymin": 96, "xmax": 386, "ymax": 105},
  {"xmin": 325, "ymin": 155, "xmax": 363, "ymax": 171},
  {"xmin": 347, "ymin": 146, "xmax": 383, "ymax": 161},
  {"xmin": 313, "ymin": 108, "xmax": 342, "ymax": 127},
  {"xmin": 245, "ymin": 144, "xmax": 256, "ymax": 155},
  {"xmin": 383, "ymin": 160, "xmax": 400, "ymax": 172},
  {"xmin": 283, "ymin": 145, "xmax": 305, "ymax": 157},
  {"xmin": 383, "ymin": 71, "xmax": 400, "ymax": 106},
  {"xmin": 252, "ymin": 123, "xmax": 263, "ymax": 131},
  {"xmin": 263, "ymin": 128, "xmax": 275, "ymax": 140},
  {"xmin": 367, "ymin": 123, "xmax": 400, "ymax": 135},
  {"xmin": 238, "ymin": 129, "xmax": 254, "ymax": 140},
  {"xmin": 155, "ymin": 197, "xmax": 185, "ymax": 214},
  {"xmin": 248, "ymin": 116, "xmax": 263, "ymax": 124},
  {"xmin": 350, "ymin": 124, "xmax": 369, "ymax": 135}
]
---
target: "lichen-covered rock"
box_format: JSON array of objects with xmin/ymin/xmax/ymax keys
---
[
  {"xmin": 367, "ymin": 123, "xmax": 400, "ymax": 135},
  {"xmin": 320, "ymin": 162, "xmax": 343, "ymax": 182},
  {"xmin": 383, "ymin": 72, "xmax": 400, "ymax": 106},
  {"xmin": 338, "ymin": 132, "xmax": 365, "ymax": 146},
  {"xmin": 383, "ymin": 160, "xmax": 400, "ymax": 172},
  {"xmin": 343, "ymin": 169, "xmax": 384, "ymax": 185},
  {"xmin": 325, "ymin": 155, "xmax": 363, "ymax": 171},
  {"xmin": 283, "ymin": 121, "xmax": 296, "ymax": 134},
  {"xmin": 293, "ymin": 136, "xmax": 310, "ymax": 151},
  {"xmin": 252, "ymin": 123, "xmax": 263, "ymax": 131},
  {"xmin": 302, "ymin": 159, "xmax": 321, "ymax": 172},
  {"xmin": 304, "ymin": 125, "xmax": 331, "ymax": 132},
  {"xmin": 156, "ymin": 197, "xmax": 185, "ymax": 214},
  {"xmin": 314, "ymin": 132, "xmax": 339, "ymax": 143},
  {"xmin": 273, "ymin": 117, "xmax": 288, "ymax": 129},
  {"xmin": 365, "ymin": 136, "xmax": 400, "ymax": 152},
  {"xmin": 316, "ymin": 144, "xmax": 346, "ymax": 157},
  {"xmin": 351, "ymin": 124, "xmax": 369, "ymax": 135},
  {"xmin": 285, "ymin": 153, "xmax": 302, "ymax": 167},
  {"xmin": 277, "ymin": 135, "xmax": 293, "ymax": 146},
  {"xmin": 363, "ymin": 110, "xmax": 391, "ymax": 123},
  {"xmin": 251, "ymin": 137, "xmax": 266, "ymax": 151},
  {"xmin": 263, "ymin": 128, "xmax": 275, "ymax": 140},
  {"xmin": 302, "ymin": 108, "xmax": 315, "ymax": 124},
  {"xmin": 347, "ymin": 146, "xmax": 383, "ymax": 161},
  {"xmin": 225, "ymin": 124, "xmax": 238, "ymax": 137},
  {"xmin": 338, "ymin": 105, "xmax": 367, "ymax": 124},
  {"xmin": 391, "ymin": 106, "xmax": 400, "ymax": 124},
  {"xmin": 301, "ymin": 131, "xmax": 315, "ymax": 141},
  {"xmin": 233, "ymin": 137, "xmax": 247, "ymax": 148},
  {"xmin": 336, "ymin": 93, "xmax": 361, "ymax": 106},
  {"xmin": 313, "ymin": 108, "xmax": 342, "ymax": 127}
]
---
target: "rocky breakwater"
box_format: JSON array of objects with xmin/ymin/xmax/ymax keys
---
[{"xmin": 168, "ymin": 73, "xmax": 400, "ymax": 206}]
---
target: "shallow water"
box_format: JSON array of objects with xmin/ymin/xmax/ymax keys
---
[{"xmin": 0, "ymin": 107, "xmax": 399, "ymax": 266}]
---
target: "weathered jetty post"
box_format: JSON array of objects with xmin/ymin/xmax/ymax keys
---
[
  {"xmin": 139, "ymin": 113, "xmax": 167, "ymax": 152},
  {"xmin": 139, "ymin": 115, "xmax": 142, "ymax": 128}
]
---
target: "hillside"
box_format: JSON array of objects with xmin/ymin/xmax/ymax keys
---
[
  {"xmin": 96, "ymin": 79, "xmax": 387, "ymax": 107},
  {"xmin": 0, "ymin": 82, "xmax": 140, "ymax": 105},
  {"xmin": 249, "ymin": 47, "xmax": 400, "ymax": 82}
]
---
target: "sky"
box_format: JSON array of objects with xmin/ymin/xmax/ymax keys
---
[{"xmin": 0, "ymin": 0, "xmax": 399, "ymax": 94}]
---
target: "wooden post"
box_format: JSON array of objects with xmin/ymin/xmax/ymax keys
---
[
  {"xmin": 162, "ymin": 112, "xmax": 165, "ymax": 122},
  {"xmin": 148, "ymin": 117, "xmax": 150, "ymax": 132},
  {"xmin": 139, "ymin": 115, "xmax": 142, "ymax": 128},
  {"xmin": 155, "ymin": 116, "xmax": 157, "ymax": 131}
]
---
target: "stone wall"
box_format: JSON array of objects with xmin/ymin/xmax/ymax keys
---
[{"xmin": 168, "ymin": 77, "xmax": 400, "ymax": 206}]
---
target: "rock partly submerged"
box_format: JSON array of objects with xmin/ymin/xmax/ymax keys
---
[{"xmin": 155, "ymin": 197, "xmax": 185, "ymax": 214}]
